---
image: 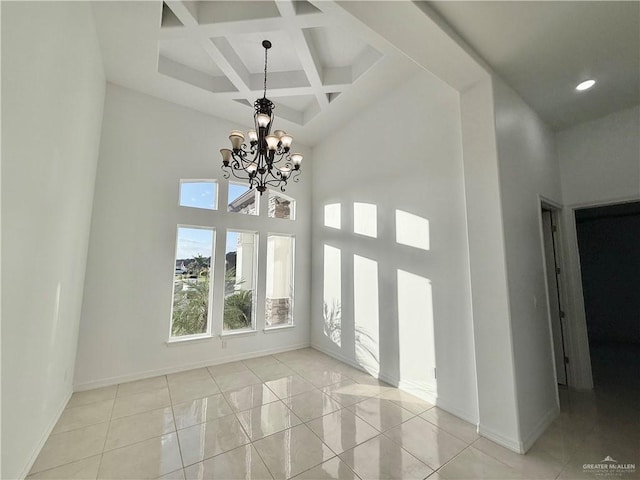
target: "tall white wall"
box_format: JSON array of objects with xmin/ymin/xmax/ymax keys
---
[
  {"xmin": 310, "ymin": 71, "xmax": 478, "ymax": 424},
  {"xmin": 556, "ymin": 105, "xmax": 640, "ymax": 389},
  {"xmin": 459, "ymin": 79, "xmax": 521, "ymax": 449},
  {"xmin": 74, "ymin": 84, "xmax": 311, "ymax": 389},
  {"xmin": 1, "ymin": 3, "xmax": 105, "ymax": 478},
  {"xmin": 492, "ymin": 77, "xmax": 563, "ymax": 450}
]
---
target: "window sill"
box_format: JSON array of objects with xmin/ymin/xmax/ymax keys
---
[
  {"xmin": 263, "ymin": 324, "xmax": 295, "ymax": 333},
  {"xmin": 220, "ymin": 329, "xmax": 257, "ymax": 338},
  {"xmin": 166, "ymin": 334, "xmax": 213, "ymax": 346}
]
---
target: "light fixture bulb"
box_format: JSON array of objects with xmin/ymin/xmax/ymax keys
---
[
  {"xmin": 229, "ymin": 132, "xmax": 244, "ymax": 150},
  {"xmin": 290, "ymin": 153, "xmax": 303, "ymax": 168},
  {"xmin": 256, "ymin": 113, "xmax": 270, "ymax": 128},
  {"xmin": 576, "ymin": 79, "xmax": 596, "ymax": 91},
  {"xmin": 220, "ymin": 148, "xmax": 232, "ymax": 165},
  {"xmin": 266, "ymin": 135, "xmax": 279, "ymax": 150},
  {"xmin": 273, "ymin": 130, "xmax": 286, "ymax": 138},
  {"xmin": 280, "ymin": 167, "xmax": 291, "ymax": 179},
  {"xmin": 247, "ymin": 130, "xmax": 258, "ymax": 142},
  {"xmin": 247, "ymin": 162, "xmax": 258, "ymax": 173},
  {"xmin": 280, "ymin": 134, "xmax": 293, "ymax": 149}
]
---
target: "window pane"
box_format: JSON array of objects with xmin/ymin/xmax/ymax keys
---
[
  {"xmin": 268, "ymin": 191, "xmax": 295, "ymax": 220},
  {"xmin": 171, "ymin": 227, "xmax": 214, "ymax": 337},
  {"xmin": 180, "ymin": 181, "xmax": 217, "ymax": 210},
  {"xmin": 265, "ymin": 235, "xmax": 295, "ymax": 328},
  {"xmin": 228, "ymin": 183, "xmax": 258, "ymax": 215},
  {"xmin": 224, "ymin": 230, "xmax": 257, "ymax": 331}
]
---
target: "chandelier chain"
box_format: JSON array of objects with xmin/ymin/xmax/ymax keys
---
[{"xmin": 263, "ymin": 46, "xmax": 268, "ymax": 99}]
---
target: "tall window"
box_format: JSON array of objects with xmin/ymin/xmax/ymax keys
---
[
  {"xmin": 170, "ymin": 226, "xmax": 214, "ymax": 338},
  {"xmin": 224, "ymin": 230, "xmax": 258, "ymax": 332},
  {"xmin": 265, "ymin": 234, "xmax": 295, "ymax": 328}
]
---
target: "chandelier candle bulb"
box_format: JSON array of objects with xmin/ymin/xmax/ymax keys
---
[{"xmin": 220, "ymin": 40, "xmax": 303, "ymax": 194}]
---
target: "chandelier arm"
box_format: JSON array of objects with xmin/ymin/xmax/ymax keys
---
[{"xmin": 222, "ymin": 166, "xmax": 251, "ymax": 183}]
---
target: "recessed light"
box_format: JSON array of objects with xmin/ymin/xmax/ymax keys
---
[{"xmin": 576, "ymin": 79, "xmax": 596, "ymax": 91}]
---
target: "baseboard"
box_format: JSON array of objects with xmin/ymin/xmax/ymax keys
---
[
  {"xmin": 311, "ymin": 343, "xmax": 440, "ymax": 406},
  {"xmin": 396, "ymin": 378, "xmax": 438, "ymax": 405},
  {"xmin": 74, "ymin": 342, "xmax": 310, "ymax": 391},
  {"xmin": 521, "ymin": 404, "xmax": 559, "ymax": 452},
  {"xmin": 478, "ymin": 423, "xmax": 523, "ymax": 454},
  {"xmin": 18, "ymin": 390, "xmax": 72, "ymax": 479},
  {"xmin": 435, "ymin": 397, "xmax": 478, "ymax": 426},
  {"xmin": 310, "ymin": 343, "xmax": 370, "ymax": 375}
]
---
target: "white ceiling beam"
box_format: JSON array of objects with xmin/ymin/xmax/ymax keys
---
[
  {"xmin": 165, "ymin": 1, "xmax": 251, "ymax": 94},
  {"xmin": 275, "ymin": 0, "xmax": 329, "ymax": 110},
  {"xmin": 158, "ymin": 13, "xmax": 330, "ymax": 42}
]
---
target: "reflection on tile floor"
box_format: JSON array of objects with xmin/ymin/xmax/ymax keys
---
[{"xmin": 27, "ymin": 347, "xmax": 640, "ymax": 479}]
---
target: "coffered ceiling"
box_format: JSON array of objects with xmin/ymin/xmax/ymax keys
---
[{"xmin": 91, "ymin": 1, "xmax": 420, "ymax": 145}]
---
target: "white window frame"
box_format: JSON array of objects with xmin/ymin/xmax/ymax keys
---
[
  {"xmin": 168, "ymin": 224, "xmax": 216, "ymax": 342},
  {"xmin": 264, "ymin": 233, "xmax": 296, "ymax": 330},
  {"xmin": 222, "ymin": 229, "xmax": 259, "ymax": 335},
  {"xmin": 178, "ymin": 179, "xmax": 219, "ymax": 211}
]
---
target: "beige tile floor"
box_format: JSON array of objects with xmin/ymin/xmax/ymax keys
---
[{"xmin": 27, "ymin": 348, "xmax": 639, "ymax": 480}]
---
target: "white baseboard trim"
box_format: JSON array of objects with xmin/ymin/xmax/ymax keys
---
[
  {"xmin": 19, "ymin": 390, "xmax": 72, "ymax": 480},
  {"xmin": 478, "ymin": 423, "xmax": 523, "ymax": 454},
  {"xmin": 521, "ymin": 404, "xmax": 559, "ymax": 452},
  {"xmin": 311, "ymin": 343, "xmax": 442, "ymax": 408},
  {"xmin": 74, "ymin": 342, "xmax": 310, "ymax": 392},
  {"xmin": 432, "ymin": 397, "xmax": 478, "ymax": 426},
  {"xmin": 396, "ymin": 378, "xmax": 438, "ymax": 406},
  {"xmin": 310, "ymin": 343, "xmax": 370, "ymax": 375},
  {"xmin": 311, "ymin": 344, "xmax": 483, "ymax": 433}
]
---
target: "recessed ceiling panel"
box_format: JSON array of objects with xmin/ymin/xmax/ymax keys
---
[
  {"xmin": 225, "ymin": 31, "xmax": 303, "ymax": 74},
  {"xmin": 159, "ymin": 39, "xmax": 224, "ymax": 76},
  {"xmin": 161, "ymin": 2, "xmax": 183, "ymax": 27},
  {"xmin": 271, "ymin": 94, "xmax": 316, "ymax": 112},
  {"xmin": 196, "ymin": 1, "xmax": 281, "ymax": 25},
  {"xmin": 306, "ymin": 26, "xmax": 369, "ymax": 69}
]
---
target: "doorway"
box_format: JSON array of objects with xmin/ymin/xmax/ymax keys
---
[
  {"xmin": 574, "ymin": 201, "xmax": 640, "ymax": 395},
  {"xmin": 541, "ymin": 205, "xmax": 568, "ymax": 385}
]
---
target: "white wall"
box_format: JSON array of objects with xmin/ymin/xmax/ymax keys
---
[
  {"xmin": 556, "ymin": 105, "xmax": 640, "ymax": 389},
  {"xmin": 459, "ymin": 79, "xmax": 521, "ymax": 448},
  {"xmin": 310, "ymin": 70, "xmax": 478, "ymax": 423},
  {"xmin": 558, "ymin": 105, "xmax": 640, "ymax": 206},
  {"xmin": 492, "ymin": 77, "xmax": 563, "ymax": 450},
  {"xmin": 1, "ymin": 3, "xmax": 105, "ymax": 478},
  {"xmin": 74, "ymin": 84, "xmax": 311, "ymax": 389}
]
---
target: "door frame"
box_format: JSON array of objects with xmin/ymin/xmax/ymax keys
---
[
  {"xmin": 538, "ymin": 197, "xmax": 569, "ymax": 390},
  {"xmin": 563, "ymin": 195, "xmax": 640, "ymax": 390}
]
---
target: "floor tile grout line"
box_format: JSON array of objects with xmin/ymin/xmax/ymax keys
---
[
  {"xmin": 95, "ymin": 381, "xmax": 121, "ymax": 480},
  {"xmin": 166, "ymin": 375, "xmax": 189, "ymax": 472}
]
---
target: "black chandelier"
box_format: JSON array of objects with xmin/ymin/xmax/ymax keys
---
[{"xmin": 220, "ymin": 40, "xmax": 303, "ymax": 194}]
